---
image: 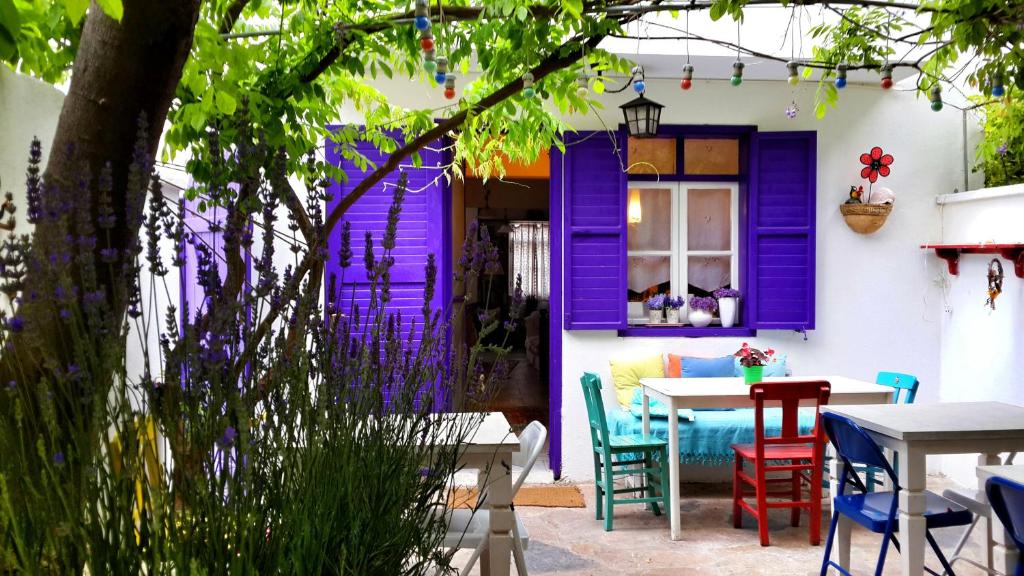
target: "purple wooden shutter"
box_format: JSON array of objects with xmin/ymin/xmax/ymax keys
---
[
  {"xmin": 748, "ymin": 131, "xmax": 816, "ymax": 331},
  {"xmin": 554, "ymin": 131, "xmax": 627, "ymax": 330},
  {"xmin": 324, "ymin": 133, "xmax": 450, "ymax": 335}
]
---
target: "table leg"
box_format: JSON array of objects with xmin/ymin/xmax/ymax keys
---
[
  {"xmin": 897, "ymin": 447, "xmax": 927, "ymax": 576},
  {"xmin": 667, "ymin": 403, "xmax": 681, "ymax": 541},
  {"xmin": 979, "ymin": 453, "xmax": 1017, "ymax": 574},
  {"xmin": 479, "ymin": 455, "xmax": 513, "ymax": 576}
]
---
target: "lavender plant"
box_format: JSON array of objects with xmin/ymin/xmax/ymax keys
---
[{"xmin": 0, "ymin": 124, "xmax": 521, "ymax": 574}]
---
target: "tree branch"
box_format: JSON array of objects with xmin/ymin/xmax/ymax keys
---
[{"xmin": 219, "ymin": 0, "xmax": 250, "ymax": 35}]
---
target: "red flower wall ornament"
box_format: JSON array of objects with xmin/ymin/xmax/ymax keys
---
[{"xmin": 859, "ymin": 146, "xmax": 894, "ymax": 183}]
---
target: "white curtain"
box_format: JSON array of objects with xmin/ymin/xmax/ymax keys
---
[{"xmin": 509, "ymin": 221, "xmax": 550, "ymax": 299}]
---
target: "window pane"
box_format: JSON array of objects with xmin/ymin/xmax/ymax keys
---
[
  {"xmin": 687, "ymin": 255, "xmax": 731, "ymax": 294},
  {"xmin": 687, "ymin": 188, "xmax": 731, "ymax": 251},
  {"xmin": 628, "ymin": 137, "xmax": 676, "ymax": 175},
  {"xmin": 683, "ymin": 138, "xmax": 739, "ymax": 175},
  {"xmin": 627, "ymin": 187, "xmax": 671, "ymax": 251},
  {"xmin": 628, "ymin": 255, "xmax": 670, "ymax": 302}
]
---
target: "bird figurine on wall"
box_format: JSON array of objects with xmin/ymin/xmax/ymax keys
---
[
  {"xmin": 845, "ymin": 185, "xmax": 863, "ymax": 204},
  {"xmin": 985, "ymin": 258, "xmax": 1003, "ymax": 311}
]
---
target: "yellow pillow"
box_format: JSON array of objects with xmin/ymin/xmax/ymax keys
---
[{"xmin": 609, "ymin": 354, "xmax": 665, "ymax": 408}]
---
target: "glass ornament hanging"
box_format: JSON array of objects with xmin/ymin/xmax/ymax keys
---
[
  {"xmin": 434, "ymin": 56, "xmax": 448, "ymax": 85},
  {"xmin": 730, "ymin": 61, "xmax": 744, "ymax": 86},
  {"xmin": 522, "ymin": 72, "xmax": 536, "ymax": 98},
  {"xmin": 834, "ymin": 63, "xmax": 848, "ymax": 89},
  {"xmin": 929, "ymin": 84, "xmax": 943, "ymax": 111},
  {"xmin": 880, "ymin": 64, "xmax": 893, "ymax": 90},
  {"xmin": 444, "ymin": 73, "xmax": 456, "ymax": 100},
  {"xmin": 786, "ymin": 61, "xmax": 799, "ymax": 86},
  {"xmin": 680, "ymin": 64, "xmax": 693, "ymax": 90}
]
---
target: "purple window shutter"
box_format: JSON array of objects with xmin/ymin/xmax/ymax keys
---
[
  {"xmin": 324, "ymin": 132, "xmax": 451, "ymax": 342},
  {"xmin": 748, "ymin": 131, "xmax": 816, "ymax": 331},
  {"xmin": 554, "ymin": 131, "xmax": 627, "ymax": 330}
]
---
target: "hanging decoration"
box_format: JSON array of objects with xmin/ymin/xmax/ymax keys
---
[
  {"xmin": 680, "ymin": 11, "xmax": 694, "ymax": 90},
  {"xmin": 730, "ymin": 20, "xmax": 743, "ymax": 86},
  {"xmin": 434, "ymin": 56, "xmax": 447, "ymax": 84},
  {"xmin": 620, "ymin": 65, "xmax": 664, "ymax": 138},
  {"xmin": 785, "ymin": 101, "xmax": 799, "ymax": 119},
  {"xmin": 991, "ymin": 72, "xmax": 1006, "ymax": 97},
  {"xmin": 985, "ymin": 258, "xmax": 1004, "ymax": 310},
  {"xmin": 423, "ymin": 49, "xmax": 436, "ymax": 74},
  {"xmin": 414, "ymin": 0, "xmax": 430, "ymax": 31},
  {"xmin": 632, "ymin": 65, "xmax": 646, "ymax": 94},
  {"xmin": 840, "ymin": 147, "xmax": 894, "ymax": 234},
  {"xmin": 444, "ymin": 72, "xmax": 456, "ymax": 100},
  {"xmin": 929, "ymin": 84, "xmax": 943, "ymax": 111},
  {"xmin": 859, "ymin": 146, "xmax": 894, "ymax": 187},
  {"xmin": 420, "ymin": 30, "xmax": 434, "ymax": 52},
  {"xmin": 522, "ymin": 72, "xmax": 536, "ymax": 98},
  {"xmin": 786, "ymin": 61, "xmax": 800, "ymax": 85},
  {"xmin": 880, "ymin": 64, "xmax": 893, "ymax": 89},
  {"xmin": 834, "ymin": 63, "xmax": 848, "ymax": 89},
  {"xmin": 576, "ymin": 70, "xmax": 589, "ymax": 97}
]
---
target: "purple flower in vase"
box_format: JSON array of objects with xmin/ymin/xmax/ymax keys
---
[
  {"xmin": 712, "ymin": 288, "xmax": 741, "ymax": 299},
  {"xmin": 688, "ymin": 295, "xmax": 718, "ymax": 313}
]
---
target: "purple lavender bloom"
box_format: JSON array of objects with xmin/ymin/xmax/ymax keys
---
[
  {"xmin": 998, "ymin": 142, "xmax": 1009, "ymax": 157},
  {"xmin": 59, "ymin": 308, "xmax": 71, "ymax": 320},
  {"xmin": 6, "ymin": 380, "xmax": 15, "ymax": 390},
  {"xmin": 53, "ymin": 452, "xmax": 65, "ymax": 465},
  {"xmin": 7, "ymin": 316, "xmax": 24, "ymax": 333},
  {"xmin": 218, "ymin": 426, "xmax": 238, "ymax": 448}
]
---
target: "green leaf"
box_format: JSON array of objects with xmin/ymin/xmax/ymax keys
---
[
  {"xmin": 0, "ymin": 0, "xmax": 18, "ymax": 60},
  {"xmin": 64, "ymin": 0, "xmax": 88, "ymax": 25},
  {"xmin": 561, "ymin": 0, "xmax": 582, "ymax": 18},
  {"xmin": 95, "ymin": 0, "xmax": 123, "ymax": 22},
  {"xmin": 215, "ymin": 91, "xmax": 236, "ymax": 115}
]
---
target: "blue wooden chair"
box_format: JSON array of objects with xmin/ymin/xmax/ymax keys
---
[
  {"xmin": 820, "ymin": 413, "xmax": 972, "ymax": 576},
  {"xmin": 580, "ymin": 372, "xmax": 670, "ymax": 531},
  {"xmin": 986, "ymin": 476, "xmax": 1024, "ymax": 576}
]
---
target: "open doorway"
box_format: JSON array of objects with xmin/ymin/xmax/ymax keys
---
[{"xmin": 452, "ymin": 155, "xmax": 551, "ymax": 435}]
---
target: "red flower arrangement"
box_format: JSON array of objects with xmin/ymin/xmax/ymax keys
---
[
  {"xmin": 859, "ymin": 146, "xmax": 894, "ymax": 183},
  {"xmin": 734, "ymin": 342, "xmax": 775, "ymax": 368}
]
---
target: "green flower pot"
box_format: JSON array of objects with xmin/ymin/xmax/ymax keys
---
[{"xmin": 742, "ymin": 365, "xmax": 764, "ymax": 385}]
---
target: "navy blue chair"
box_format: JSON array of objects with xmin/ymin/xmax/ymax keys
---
[
  {"xmin": 820, "ymin": 413, "xmax": 973, "ymax": 576},
  {"xmin": 986, "ymin": 476, "xmax": 1024, "ymax": 576}
]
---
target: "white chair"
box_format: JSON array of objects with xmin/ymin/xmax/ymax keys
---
[
  {"xmin": 942, "ymin": 453, "xmax": 1016, "ymax": 576},
  {"xmin": 442, "ymin": 420, "xmax": 547, "ymax": 576}
]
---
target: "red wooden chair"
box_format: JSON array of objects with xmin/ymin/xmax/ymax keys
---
[{"xmin": 731, "ymin": 380, "xmax": 831, "ymax": 547}]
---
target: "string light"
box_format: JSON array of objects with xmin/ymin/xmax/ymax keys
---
[
  {"xmin": 522, "ymin": 72, "xmax": 536, "ymax": 98},
  {"xmin": 681, "ymin": 64, "xmax": 693, "ymax": 90},
  {"xmin": 414, "ymin": 0, "xmax": 430, "ymax": 31},
  {"xmin": 929, "ymin": 84, "xmax": 943, "ymax": 111},
  {"xmin": 992, "ymin": 72, "xmax": 1006, "ymax": 97},
  {"xmin": 444, "ymin": 72, "xmax": 456, "ymax": 100},
  {"xmin": 731, "ymin": 20, "xmax": 743, "ymax": 86},
  {"xmin": 880, "ymin": 64, "xmax": 893, "ymax": 89},
  {"xmin": 434, "ymin": 56, "xmax": 447, "ymax": 84},
  {"xmin": 787, "ymin": 61, "xmax": 800, "ymax": 86},
  {"xmin": 834, "ymin": 63, "xmax": 848, "ymax": 89}
]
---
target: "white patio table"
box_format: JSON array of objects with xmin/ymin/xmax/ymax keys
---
[
  {"xmin": 447, "ymin": 411, "xmax": 520, "ymax": 576},
  {"xmin": 977, "ymin": 464, "xmax": 1024, "ymax": 574},
  {"xmin": 822, "ymin": 402, "xmax": 1024, "ymax": 576},
  {"xmin": 639, "ymin": 375, "xmax": 894, "ymax": 541}
]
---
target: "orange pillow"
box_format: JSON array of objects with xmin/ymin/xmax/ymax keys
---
[{"xmin": 667, "ymin": 354, "xmax": 682, "ymax": 378}]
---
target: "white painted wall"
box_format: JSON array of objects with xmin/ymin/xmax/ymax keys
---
[{"xmin": 931, "ymin": 185, "xmax": 1024, "ymax": 488}]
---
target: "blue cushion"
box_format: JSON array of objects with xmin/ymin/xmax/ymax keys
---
[
  {"xmin": 627, "ymin": 388, "xmax": 695, "ymax": 421},
  {"xmin": 733, "ymin": 353, "xmax": 787, "ymax": 377},
  {"xmin": 680, "ymin": 355, "xmax": 735, "ymax": 378}
]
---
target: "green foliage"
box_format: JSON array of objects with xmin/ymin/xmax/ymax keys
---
[{"xmin": 974, "ymin": 96, "xmax": 1024, "ymax": 187}]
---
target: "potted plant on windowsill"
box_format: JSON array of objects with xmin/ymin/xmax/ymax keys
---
[
  {"xmin": 735, "ymin": 342, "xmax": 776, "ymax": 385},
  {"xmin": 666, "ymin": 296, "xmax": 685, "ymax": 324},
  {"xmin": 687, "ymin": 295, "xmax": 717, "ymax": 328},
  {"xmin": 645, "ymin": 294, "xmax": 666, "ymax": 324},
  {"xmin": 713, "ymin": 288, "xmax": 740, "ymax": 328}
]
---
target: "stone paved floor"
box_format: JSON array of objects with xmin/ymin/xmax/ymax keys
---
[{"xmin": 455, "ymin": 477, "xmax": 992, "ymax": 575}]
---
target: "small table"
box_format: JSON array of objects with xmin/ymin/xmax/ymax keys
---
[
  {"xmin": 823, "ymin": 402, "xmax": 1024, "ymax": 576},
  {"xmin": 450, "ymin": 412, "xmax": 520, "ymax": 576},
  {"xmin": 977, "ymin": 464, "xmax": 1024, "ymax": 574},
  {"xmin": 639, "ymin": 375, "xmax": 894, "ymax": 541}
]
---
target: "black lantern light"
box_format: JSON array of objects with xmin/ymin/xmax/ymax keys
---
[
  {"xmin": 620, "ymin": 65, "xmax": 663, "ymax": 138},
  {"xmin": 620, "ymin": 95, "xmax": 663, "ymax": 138}
]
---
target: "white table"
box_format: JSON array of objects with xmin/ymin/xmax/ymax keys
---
[
  {"xmin": 445, "ymin": 412, "xmax": 520, "ymax": 576},
  {"xmin": 639, "ymin": 375, "xmax": 894, "ymax": 541},
  {"xmin": 977, "ymin": 464, "xmax": 1024, "ymax": 574},
  {"xmin": 823, "ymin": 402, "xmax": 1024, "ymax": 576}
]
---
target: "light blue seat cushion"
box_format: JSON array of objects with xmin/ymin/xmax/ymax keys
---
[
  {"xmin": 733, "ymin": 353, "xmax": 788, "ymax": 377},
  {"xmin": 608, "ymin": 405, "xmax": 818, "ymax": 465},
  {"xmin": 627, "ymin": 388, "xmax": 695, "ymax": 421}
]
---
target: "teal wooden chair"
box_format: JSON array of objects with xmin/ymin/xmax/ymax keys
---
[
  {"xmin": 826, "ymin": 371, "xmax": 920, "ymax": 493},
  {"xmin": 580, "ymin": 372, "xmax": 670, "ymax": 531}
]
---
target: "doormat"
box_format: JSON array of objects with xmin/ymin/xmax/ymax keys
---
[{"xmin": 449, "ymin": 484, "xmax": 585, "ymax": 509}]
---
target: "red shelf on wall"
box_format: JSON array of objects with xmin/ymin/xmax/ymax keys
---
[{"xmin": 921, "ymin": 243, "xmax": 1024, "ymax": 278}]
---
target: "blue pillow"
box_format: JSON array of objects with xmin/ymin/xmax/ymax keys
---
[
  {"xmin": 680, "ymin": 355, "xmax": 735, "ymax": 378},
  {"xmin": 627, "ymin": 388, "xmax": 695, "ymax": 421},
  {"xmin": 733, "ymin": 354, "xmax": 788, "ymax": 377}
]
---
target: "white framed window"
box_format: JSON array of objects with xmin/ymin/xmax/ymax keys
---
[{"xmin": 626, "ymin": 182, "xmax": 739, "ymax": 324}]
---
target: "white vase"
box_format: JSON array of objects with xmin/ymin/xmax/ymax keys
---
[
  {"xmin": 718, "ymin": 297, "xmax": 739, "ymax": 328},
  {"xmin": 688, "ymin": 308, "xmax": 713, "ymax": 328},
  {"xmin": 647, "ymin": 309, "xmax": 663, "ymax": 324},
  {"xmin": 666, "ymin": 308, "xmax": 680, "ymax": 324}
]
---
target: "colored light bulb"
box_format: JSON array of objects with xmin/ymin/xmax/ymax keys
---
[
  {"xmin": 414, "ymin": 16, "xmax": 430, "ymax": 31},
  {"xmin": 680, "ymin": 78, "xmax": 692, "ymax": 90},
  {"xmin": 420, "ymin": 37, "xmax": 434, "ymax": 51},
  {"xmin": 730, "ymin": 75, "xmax": 742, "ymax": 86}
]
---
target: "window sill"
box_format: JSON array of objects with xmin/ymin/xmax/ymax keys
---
[{"xmin": 617, "ymin": 326, "xmax": 756, "ymax": 338}]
